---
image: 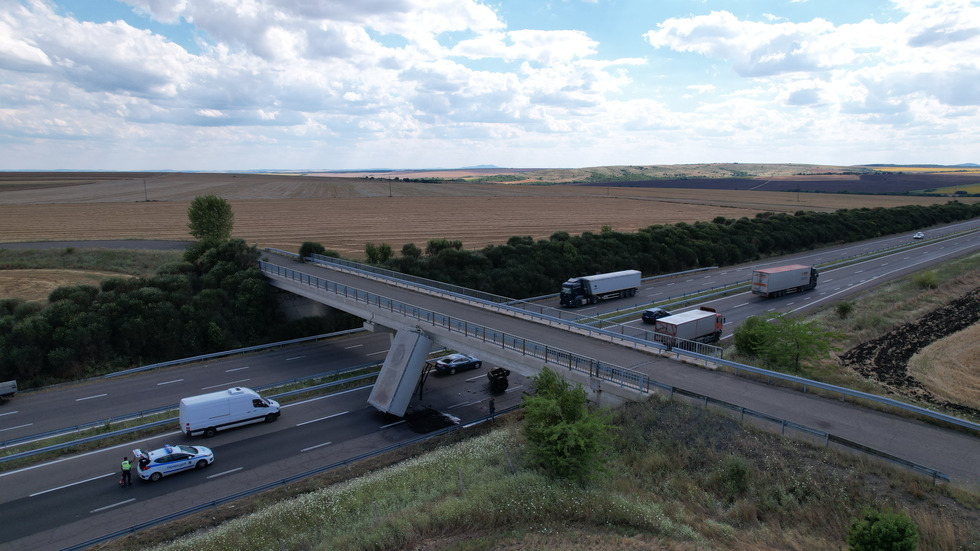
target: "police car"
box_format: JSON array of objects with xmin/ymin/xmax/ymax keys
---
[{"xmin": 132, "ymin": 444, "xmax": 214, "ymax": 481}]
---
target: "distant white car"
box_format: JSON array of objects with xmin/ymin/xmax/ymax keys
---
[
  {"xmin": 132, "ymin": 444, "xmax": 214, "ymax": 482},
  {"xmin": 913, "ymin": 232, "xmax": 924, "ymax": 240}
]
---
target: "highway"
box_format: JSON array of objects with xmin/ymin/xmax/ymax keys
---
[{"xmin": 2, "ymin": 219, "xmax": 980, "ymax": 549}]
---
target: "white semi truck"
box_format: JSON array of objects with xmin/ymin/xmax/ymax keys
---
[
  {"xmin": 179, "ymin": 387, "xmax": 280, "ymax": 437},
  {"xmin": 653, "ymin": 307, "xmax": 725, "ymax": 345},
  {"xmin": 560, "ymin": 269, "xmax": 641, "ymax": 307},
  {"xmin": 751, "ymin": 264, "xmax": 818, "ymax": 298}
]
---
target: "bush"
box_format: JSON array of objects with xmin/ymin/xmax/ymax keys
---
[
  {"xmin": 298, "ymin": 241, "xmax": 326, "ymax": 260},
  {"xmin": 912, "ymin": 270, "xmax": 939, "ymax": 290},
  {"xmin": 521, "ymin": 367, "xmax": 615, "ymax": 483},
  {"xmin": 848, "ymin": 508, "xmax": 919, "ymax": 550}
]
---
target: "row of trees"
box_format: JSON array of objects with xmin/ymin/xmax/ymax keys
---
[
  {"xmin": 0, "ymin": 196, "xmax": 344, "ymax": 388},
  {"xmin": 367, "ymin": 202, "xmax": 979, "ymax": 299}
]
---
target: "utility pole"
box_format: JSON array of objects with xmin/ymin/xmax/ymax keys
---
[{"xmin": 143, "ymin": 178, "xmax": 148, "ymax": 202}]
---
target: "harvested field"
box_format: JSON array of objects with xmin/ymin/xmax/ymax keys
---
[
  {"xmin": 1, "ymin": 171, "xmax": 974, "ymax": 258},
  {"xmin": 909, "ymin": 324, "xmax": 980, "ymax": 411},
  {"xmin": 0, "ymin": 269, "xmax": 132, "ymax": 302}
]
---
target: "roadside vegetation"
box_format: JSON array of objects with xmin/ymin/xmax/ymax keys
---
[
  {"xmin": 0, "ymin": 248, "xmax": 180, "ymax": 276},
  {"xmin": 0, "ymin": 197, "xmax": 357, "ymax": 389},
  {"xmin": 102, "ymin": 390, "xmax": 978, "ymax": 551}
]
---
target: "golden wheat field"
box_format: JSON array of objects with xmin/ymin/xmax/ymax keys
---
[{"xmin": 1, "ymin": 171, "xmax": 973, "ymax": 258}]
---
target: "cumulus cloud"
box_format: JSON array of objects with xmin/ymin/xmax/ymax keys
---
[{"xmin": 0, "ymin": 0, "xmax": 978, "ymax": 169}]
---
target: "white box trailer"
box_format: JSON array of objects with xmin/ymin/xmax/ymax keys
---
[
  {"xmin": 179, "ymin": 387, "xmax": 280, "ymax": 437},
  {"xmin": 560, "ymin": 269, "xmax": 641, "ymax": 307},
  {"xmin": 0, "ymin": 380, "xmax": 16, "ymax": 402},
  {"xmin": 751, "ymin": 264, "xmax": 818, "ymax": 298},
  {"xmin": 653, "ymin": 307, "xmax": 725, "ymax": 344}
]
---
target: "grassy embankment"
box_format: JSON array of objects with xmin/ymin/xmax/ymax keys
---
[
  {"xmin": 724, "ymin": 251, "xmax": 980, "ymax": 420},
  {"xmin": 100, "ymin": 397, "xmax": 980, "ymax": 551},
  {"xmin": 93, "ymin": 256, "xmax": 980, "ymax": 551}
]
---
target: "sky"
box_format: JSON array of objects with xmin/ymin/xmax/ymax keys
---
[{"xmin": 0, "ymin": 0, "xmax": 978, "ymax": 171}]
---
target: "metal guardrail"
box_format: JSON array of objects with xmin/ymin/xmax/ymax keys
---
[
  {"xmin": 261, "ymin": 259, "xmax": 980, "ymax": 436},
  {"xmin": 62, "ymin": 405, "xmax": 519, "ymax": 551},
  {"xmin": 104, "ymin": 330, "xmax": 362, "ymax": 379},
  {"xmin": 66, "ymin": 378, "xmax": 952, "ymax": 550},
  {"xmin": 0, "ymin": 330, "xmax": 366, "ymax": 449},
  {"xmin": 261, "ymin": 261, "xmax": 660, "ymax": 396},
  {"xmin": 0, "ymin": 369, "xmax": 381, "ymax": 464}
]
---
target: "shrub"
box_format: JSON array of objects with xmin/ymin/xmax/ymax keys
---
[
  {"xmin": 912, "ymin": 270, "xmax": 939, "ymax": 290},
  {"xmin": 521, "ymin": 367, "xmax": 615, "ymax": 483},
  {"xmin": 848, "ymin": 508, "xmax": 919, "ymax": 551},
  {"xmin": 298, "ymin": 241, "xmax": 326, "ymax": 260}
]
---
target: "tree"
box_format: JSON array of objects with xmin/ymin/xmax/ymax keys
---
[
  {"xmin": 521, "ymin": 367, "xmax": 615, "ymax": 483},
  {"xmin": 733, "ymin": 314, "xmax": 838, "ymax": 373},
  {"xmin": 187, "ymin": 195, "xmax": 234, "ymax": 243},
  {"xmin": 848, "ymin": 508, "xmax": 919, "ymax": 551},
  {"xmin": 364, "ymin": 242, "xmax": 392, "ymax": 264},
  {"xmin": 299, "ymin": 242, "xmax": 326, "ymax": 260}
]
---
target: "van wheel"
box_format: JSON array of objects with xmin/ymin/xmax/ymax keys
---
[
  {"xmin": 196, "ymin": 459, "xmax": 209, "ymax": 469},
  {"xmin": 204, "ymin": 427, "xmax": 217, "ymax": 438},
  {"xmin": 150, "ymin": 472, "xmax": 162, "ymax": 482},
  {"xmin": 265, "ymin": 413, "xmax": 277, "ymax": 423}
]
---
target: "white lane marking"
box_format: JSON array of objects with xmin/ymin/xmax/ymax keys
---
[
  {"xmin": 367, "ymin": 350, "xmax": 388, "ymax": 356},
  {"xmin": 344, "ymin": 344, "xmax": 363, "ymax": 349},
  {"xmin": 730, "ymin": 303, "xmax": 748, "ymax": 309},
  {"xmin": 448, "ymin": 400, "xmax": 481, "ymax": 409},
  {"xmin": 380, "ymin": 419, "xmax": 405, "ymax": 429},
  {"xmin": 31, "ymin": 473, "xmax": 114, "ymax": 497},
  {"xmin": 225, "ymin": 366, "xmax": 250, "ymax": 372},
  {"xmin": 285, "ymin": 356, "xmax": 304, "ymax": 361},
  {"xmin": 296, "ymin": 411, "xmax": 349, "ymax": 427},
  {"xmin": 91, "ymin": 498, "xmax": 136, "ymax": 514},
  {"xmin": 201, "ymin": 379, "xmax": 250, "ymax": 390},
  {"xmin": 0, "ymin": 411, "xmax": 18, "ymax": 417},
  {"xmin": 301, "ymin": 441, "xmax": 333, "ymax": 453},
  {"xmin": 284, "ymin": 386, "xmax": 368, "ymax": 408},
  {"xmin": 0, "ymin": 423, "xmax": 31, "ymax": 432},
  {"xmin": 647, "ymin": 292, "xmax": 663, "ymax": 297},
  {"xmin": 76, "ymin": 394, "xmax": 107, "ymax": 402},
  {"xmin": 207, "ymin": 467, "xmax": 243, "ymax": 479},
  {"xmin": 1, "ymin": 431, "xmax": 184, "ymax": 477},
  {"xmin": 157, "ymin": 379, "xmax": 183, "ymax": 386}
]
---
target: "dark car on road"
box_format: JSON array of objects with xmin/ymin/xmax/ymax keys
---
[
  {"xmin": 432, "ymin": 353, "xmax": 482, "ymax": 375},
  {"xmin": 641, "ymin": 307, "xmax": 673, "ymax": 324}
]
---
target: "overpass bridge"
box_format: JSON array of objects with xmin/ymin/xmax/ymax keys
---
[{"xmin": 260, "ymin": 253, "xmax": 980, "ymax": 487}]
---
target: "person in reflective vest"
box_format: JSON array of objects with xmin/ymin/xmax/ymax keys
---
[{"xmin": 121, "ymin": 457, "xmax": 132, "ymax": 486}]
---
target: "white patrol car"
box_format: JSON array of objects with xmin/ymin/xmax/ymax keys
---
[{"xmin": 132, "ymin": 444, "xmax": 214, "ymax": 481}]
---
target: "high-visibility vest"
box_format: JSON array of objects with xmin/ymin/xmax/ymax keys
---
[{"xmin": 121, "ymin": 460, "xmax": 131, "ymax": 471}]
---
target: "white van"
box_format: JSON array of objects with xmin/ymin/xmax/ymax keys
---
[{"xmin": 179, "ymin": 387, "xmax": 280, "ymax": 437}]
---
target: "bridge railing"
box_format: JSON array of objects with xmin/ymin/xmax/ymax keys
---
[
  {"xmin": 260, "ymin": 261, "xmax": 658, "ymax": 395},
  {"xmin": 262, "ymin": 260, "xmax": 980, "ymax": 435}
]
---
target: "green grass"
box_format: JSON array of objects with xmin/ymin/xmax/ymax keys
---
[
  {"xmin": 116, "ymin": 398, "xmax": 980, "ymax": 551},
  {"xmin": 0, "ymin": 247, "xmax": 182, "ymax": 276}
]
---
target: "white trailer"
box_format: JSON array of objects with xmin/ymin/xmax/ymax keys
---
[
  {"xmin": 560, "ymin": 269, "xmax": 641, "ymax": 307},
  {"xmin": 751, "ymin": 265, "xmax": 818, "ymax": 298},
  {"xmin": 653, "ymin": 307, "xmax": 725, "ymax": 344},
  {"xmin": 0, "ymin": 380, "xmax": 16, "ymax": 402},
  {"xmin": 179, "ymin": 387, "xmax": 280, "ymax": 437}
]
